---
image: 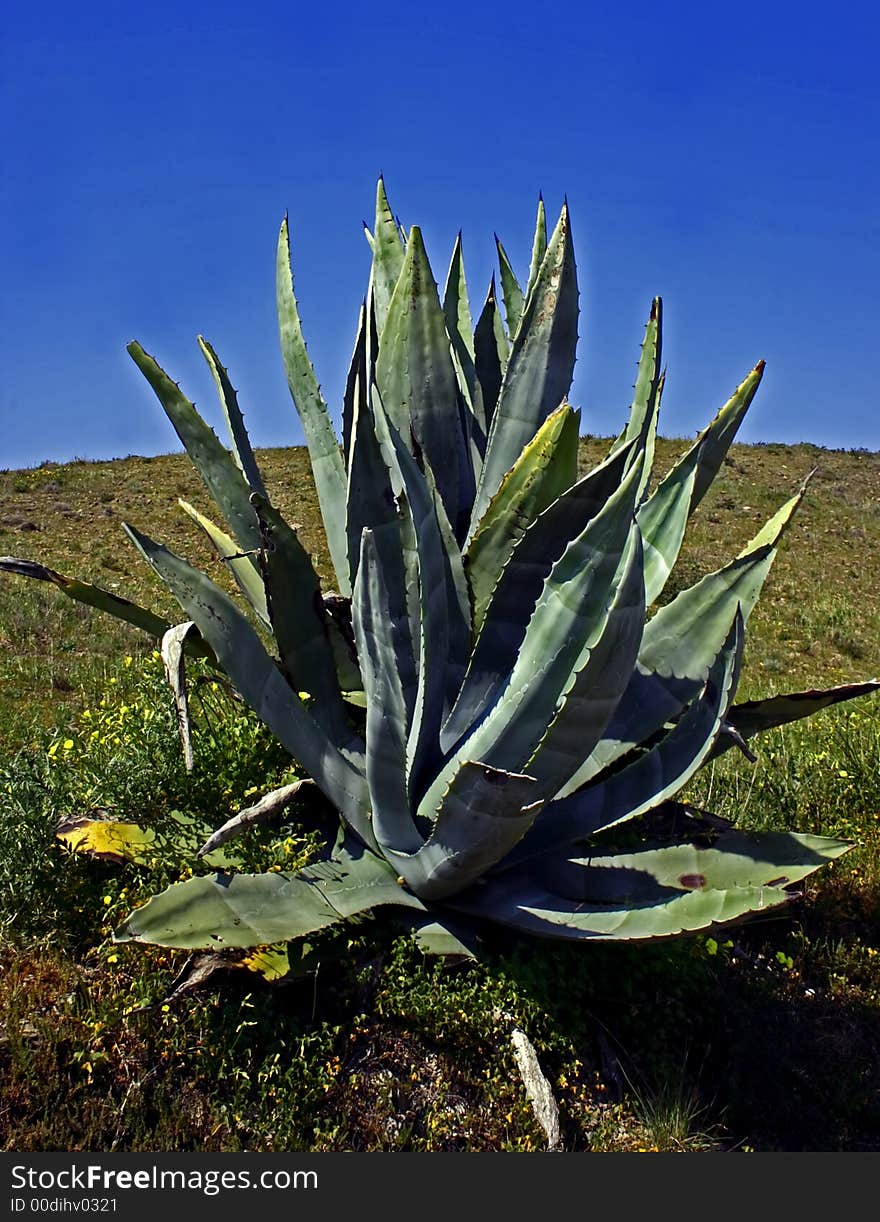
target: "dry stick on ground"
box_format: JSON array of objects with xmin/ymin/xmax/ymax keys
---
[{"xmin": 196, "ymin": 780, "xmax": 315, "ymax": 858}]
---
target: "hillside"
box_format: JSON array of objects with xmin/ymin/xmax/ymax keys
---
[
  {"xmin": 1, "ymin": 438, "xmax": 879, "ymax": 1152},
  {"xmin": 1, "ymin": 437, "xmax": 878, "ymax": 747}
]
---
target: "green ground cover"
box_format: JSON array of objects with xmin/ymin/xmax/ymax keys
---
[{"xmin": 1, "ymin": 438, "xmax": 878, "ymax": 1151}]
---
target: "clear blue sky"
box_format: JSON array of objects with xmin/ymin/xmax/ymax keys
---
[{"xmin": 3, "ymin": 1, "xmax": 879, "ymax": 469}]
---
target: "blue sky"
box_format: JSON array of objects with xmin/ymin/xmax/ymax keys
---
[{"xmin": 3, "ymin": 1, "xmax": 879, "ymax": 469}]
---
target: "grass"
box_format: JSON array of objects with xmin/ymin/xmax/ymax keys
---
[{"xmin": 1, "ymin": 437, "xmax": 879, "ymax": 1152}]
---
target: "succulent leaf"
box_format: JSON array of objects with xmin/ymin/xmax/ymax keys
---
[
  {"xmin": 525, "ymin": 196, "xmax": 548, "ymax": 302},
  {"xmin": 397, "ymin": 761, "xmax": 541, "ymax": 901},
  {"xmin": 345, "ymin": 370, "xmax": 398, "ymax": 592},
  {"xmin": 454, "ymin": 831, "xmax": 848, "ymax": 943},
  {"xmin": 341, "ymin": 302, "xmax": 367, "ymax": 472},
  {"xmin": 424, "ymin": 463, "xmax": 644, "ymax": 816},
  {"xmin": 127, "ymin": 342, "xmax": 262, "ymax": 559},
  {"xmin": 473, "ymin": 204, "xmax": 578, "ymax": 532},
  {"xmin": 523, "ymin": 527, "xmax": 647, "ymax": 797},
  {"xmin": 513, "ymin": 610, "xmax": 745, "ymax": 858},
  {"xmin": 123, "ymin": 524, "xmax": 373, "ymax": 847},
  {"xmin": 251, "ymin": 494, "xmax": 351, "ymax": 740},
  {"xmin": 177, "ymin": 498, "xmax": 270, "ymax": 624},
  {"xmin": 373, "ymin": 402, "xmax": 471, "ymax": 796},
  {"xmin": 573, "ymin": 487, "xmax": 808, "ymax": 794},
  {"xmin": 641, "ymin": 478, "xmax": 810, "ymax": 679},
  {"xmin": 612, "ymin": 299, "xmax": 663, "ymax": 504},
  {"xmin": 443, "ymin": 232, "xmax": 477, "ymax": 364},
  {"xmin": 0, "ymin": 556, "xmax": 201, "ymax": 650},
  {"xmin": 495, "ymin": 235, "xmax": 524, "ymax": 341},
  {"xmin": 464, "ymin": 402, "xmax": 580, "ymax": 637},
  {"xmin": 276, "ymin": 217, "xmax": 351, "ymax": 596},
  {"xmin": 473, "ymin": 276, "xmax": 509, "ymax": 432},
  {"xmin": 370, "ymin": 177, "xmax": 406, "ymax": 337},
  {"xmin": 717, "ymin": 679, "xmax": 880, "ymax": 755},
  {"xmin": 636, "ymin": 363, "xmax": 765, "ymax": 608},
  {"xmin": 400, "ymin": 913, "xmax": 481, "ymax": 959},
  {"xmin": 444, "ymin": 235, "xmax": 487, "ymax": 486},
  {"xmin": 114, "ymin": 839, "xmax": 425, "ymax": 950},
  {"xmin": 451, "ymin": 873, "xmax": 796, "ymax": 942},
  {"xmin": 352, "ymin": 528, "xmax": 421, "ymax": 854},
  {"xmin": 451, "ymin": 826, "xmax": 849, "ymax": 939},
  {"xmin": 160, "ymin": 619, "xmax": 198, "ymax": 772},
  {"xmin": 531, "ymin": 830, "xmax": 850, "ymax": 905},
  {"xmin": 443, "ymin": 439, "xmax": 636, "ymax": 752},
  {"xmin": 636, "ymin": 462, "xmax": 697, "ymax": 608},
  {"xmin": 198, "ymin": 336, "xmax": 268, "ymax": 499},
  {"xmin": 376, "ymin": 225, "xmax": 464, "ymax": 530}
]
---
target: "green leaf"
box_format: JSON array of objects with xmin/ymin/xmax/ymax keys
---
[
  {"xmin": 276, "ymin": 216, "xmax": 350, "ymax": 596},
  {"xmin": 376, "ymin": 225, "xmax": 463, "ymax": 528},
  {"xmin": 424, "ymin": 457, "xmax": 472, "ymax": 708},
  {"xmin": 717, "ymin": 679, "xmax": 880, "ymax": 754},
  {"xmin": 451, "ymin": 875, "xmax": 794, "ymax": 943},
  {"xmin": 352, "ymin": 529, "xmax": 422, "ymax": 854},
  {"xmin": 198, "ymin": 336, "xmax": 267, "ymax": 498},
  {"xmin": 178, "ymin": 499, "xmax": 270, "ymax": 624},
  {"xmin": 572, "ymin": 480, "xmax": 811, "ymax": 792},
  {"xmin": 494, "ymin": 234, "xmax": 524, "ymax": 341},
  {"xmin": 473, "ymin": 276, "xmax": 508, "ymax": 433},
  {"xmin": 442, "ymin": 440, "xmax": 635, "ymax": 752},
  {"xmin": 345, "ymin": 369, "xmax": 397, "ymax": 592},
  {"xmin": 372, "ymin": 400, "xmax": 470, "ymax": 796},
  {"xmin": 473, "ymin": 204, "xmax": 578, "ymax": 531},
  {"xmin": 397, "ymin": 913, "xmax": 481, "ymax": 959},
  {"xmin": 123, "ymin": 524, "xmax": 374, "ymax": 848},
  {"xmin": 426, "ymin": 463, "xmax": 643, "ymax": 812},
  {"xmin": 114, "ymin": 841, "xmax": 425, "ymax": 950},
  {"xmin": 531, "ymin": 830, "xmax": 850, "ymax": 904},
  {"xmin": 525, "ymin": 196, "xmax": 548, "ymax": 302},
  {"xmin": 0, "ymin": 556, "xmax": 211, "ymax": 654},
  {"xmin": 443, "ymin": 232, "xmax": 476, "ymax": 363},
  {"xmin": 370, "ymin": 177, "xmax": 406, "ymax": 338},
  {"xmin": 464, "ymin": 403, "xmax": 580, "ymax": 637},
  {"xmin": 511, "ymin": 610, "xmax": 744, "ymax": 860},
  {"xmin": 397, "ymin": 761, "xmax": 540, "ymax": 901},
  {"xmin": 452, "ymin": 384, "xmax": 481, "ymax": 533},
  {"xmin": 637, "ymin": 361, "xmax": 766, "ymax": 605},
  {"xmin": 127, "ymin": 342, "xmax": 262, "ymax": 557},
  {"xmin": 686, "ymin": 361, "xmax": 765, "ymax": 511},
  {"xmin": 251, "ymin": 494, "xmax": 351, "ymax": 742},
  {"xmin": 636, "ymin": 463, "xmax": 698, "ymax": 609},
  {"xmin": 341, "ymin": 302, "xmax": 367, "ymax": 471},
  {"xmin": 611, "ymin": 298, "xmax": 662, "ymax": 504},
  {"xmin": 323, "ymin": 593, "xmax": 364, "ymax": 696},
  {"xmin": 456, "ymin": 830, "xmax": 847, "ymax": 942},
  {"xmin": 444, "ymin": 233, "xmax": 487, "ymax": 477},
  {"xmin": 524, "ymin": 527, "xmax": 646, "ymax": 797},
  {"xmin": 641, "ymin": 477, "xmax": 810, "ymax": 678}
]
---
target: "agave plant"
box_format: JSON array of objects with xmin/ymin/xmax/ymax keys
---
[{"xmin": 3, "ymin": 180, "xmax": 877, "ymax": 959}]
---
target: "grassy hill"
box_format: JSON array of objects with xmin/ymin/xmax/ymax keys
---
[
  {"xmin": 1, "ymin": 438, "xmax": 879, "ymax": 1152},
  {"xmin": 2, "ymin": 437, "xmax": 878, "ymax": 745}
]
